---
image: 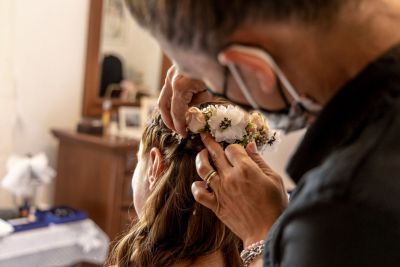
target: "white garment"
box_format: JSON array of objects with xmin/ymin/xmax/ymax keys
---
[
  {"xmin": 0, "ymin": 219, "xmax": 109, "ymax": 267},
  {"xmin": 1, "ymin": 153, "xmax": 56, "ymax": 198},
  {"xmin": 0, "ymin": 220, "xmax": 13, "ymax": 238}
]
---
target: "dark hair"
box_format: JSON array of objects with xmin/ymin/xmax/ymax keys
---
[
  {"xmin": 125, "ymin": 0, "xmax": 345, "ymax": 54},
  {"xmin": 107, "ymin": 103, "xmax": 242, "ymax": 267}
]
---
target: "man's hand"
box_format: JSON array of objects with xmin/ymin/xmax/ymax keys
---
[
  {"xmin": 158, "ymin": 65, "xmax": 212, "ymax": 137},
  {"xmin": 192, "ymin": 134, "xmax": 288, "ymax": 247}
]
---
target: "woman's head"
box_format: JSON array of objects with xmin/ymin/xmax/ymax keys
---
[
  {"xmin": 109, "ymin": 103, "xmax": 241, "ymax": 267},
  {"xmin": 131, "ymin": 111, "xmax": 205, "ymax": 219}
]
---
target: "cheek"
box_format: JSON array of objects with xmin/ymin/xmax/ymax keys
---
[
  {"xmin": 163, "ymin": 44, "xmax": 224, "ymax": 90},
  {"xmin": 131, "ymin": 161, "xmax": 148, "ymax": 218},
  {"xmin": 227, "ymin": 67, "xmax": 287, "ymax": 110},
  {"xmin": 199, "ymin": 65, "xmax": 225, "ymax": 92}
]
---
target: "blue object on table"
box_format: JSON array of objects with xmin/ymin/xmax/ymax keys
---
[
  {"xmin": 8, "ymin": 206, "xmax": 87, "ymax": 232},
  {"xmin": 9, "ymin": 218, "xmax": 48, "ymax": 232},
  {"xmin": 42, "ymin": 206, "xmax": 87, "ymax": 224}
]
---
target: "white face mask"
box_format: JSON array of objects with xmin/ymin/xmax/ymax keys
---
[{"xmin": 222, "ymin": 45, "xmax": 322, "ymax": 132}]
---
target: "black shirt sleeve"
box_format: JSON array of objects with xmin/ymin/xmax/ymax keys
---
[{"xmin": 275, "ymin": 201, "xmax": 399, "ymax": 267}]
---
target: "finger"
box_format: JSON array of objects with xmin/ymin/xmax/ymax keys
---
[
  {"xmin": 196, "ymin": 149, "xmax": 223, "ymax": 191},
  {"xmin": 219, "ymin": 143, "xmax": 273, "ymax": 177},
  {"xmin": 170, "ymin": 77, "xmax": 206, "ymax": 137},
  {"xmin": 170, "ymin": 93, "xmax": 189, "ymax": 137},
  {"xmin": 158, "ymin": 66, "xmax": 177, "ymax": 131},
  {"xmin": 224, "ymin": 143, "xmax": 251, "ymax": 167},
  {"xmin": 169, "ymin": 73, "xmax": 193, "ymax": 137},
  {"xmin": 159, "ymin": 84, "xmax": 174, "ymax": 131},
  {"xmin": 246, "ymin": 142, "xmax": 284, "ymax": 186},
  {"xmin": 200, "ymin": 133, "xmax": 232, "ymax": 171},
  {"xmin": 190, "ymin": 89, "xmax": 214, "ymax": 106},
  {"xmin": 196, "ymin": 149, "xmax": 211, "ymax": 176},
  {"xmin": 245, "ymin": 142, "xmax": 274, "ymax": 172},
  {"xmin": 191, "ymin": 181, "xmax": 218, "ymax": 212}
]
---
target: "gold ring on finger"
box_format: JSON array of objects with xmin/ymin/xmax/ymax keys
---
[{"xmin": 205, "ymin": 170, "xmax": 218, "ymax": 187}]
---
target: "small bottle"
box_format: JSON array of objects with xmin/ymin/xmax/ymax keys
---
[
  {"xmin": 19, "ymin": 199, "xmax": 30, "ymax": 218},
  {"xmin": 109, "ymin": 111, "xmax": 119, "ymax": 138},
  {"xmin": 102, "ymin": 99, "xmax": 112, "ymax": 135}
]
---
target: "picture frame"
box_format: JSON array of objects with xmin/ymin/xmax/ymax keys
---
[
  {"xmin": 118, "ymin": 106, "xmax": 142, "ymax": 138},
  {"xmin": 140, "ymin": 96, "xmax": 158, "ymax": 127}
]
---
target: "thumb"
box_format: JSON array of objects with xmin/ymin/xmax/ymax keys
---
[
  {"xmin": 191, "ymin": 181, "xmax": 218, "ymax": 212},
  {"xmin": 246, "ymin": 142, "xmax": 272, "ymax": 173}
]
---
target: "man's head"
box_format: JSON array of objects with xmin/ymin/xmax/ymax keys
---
[
  {"xmin": 125, "ymin": 0, "xmax": 400, "ymax": 113},
  {"xmin": 125, "ymin": 0, "xmax": 344, "ymax": 54}
]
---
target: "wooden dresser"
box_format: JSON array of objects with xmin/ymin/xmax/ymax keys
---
[{"xmin": 52, "ymin": 129, "xmax": 139, "ymax": 242}]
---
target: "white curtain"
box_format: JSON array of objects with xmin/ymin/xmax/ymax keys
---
[{"xmin": 0, "ymin": 0, "xmax": 17, "ymax": 207}]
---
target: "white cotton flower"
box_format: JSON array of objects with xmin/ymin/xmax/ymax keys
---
[
  {"xmin": 208, "ymin": 105, "xmax": 249, "ymax": 143},
  {"xmin": 260, "ymin": 130, "xmax": 282, "ymax": 152}
]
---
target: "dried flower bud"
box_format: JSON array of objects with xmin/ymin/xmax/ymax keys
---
[
  {"xmin": 186, "ymin": 107, "xmax": 206, "ymax": 133},
  {"xmin": 246, "ymin": 123, "xmax": 257, "ymax": 135},
  {"xmin": 250, "ymin": 112, "xmax": 268, "ymax": 130}
]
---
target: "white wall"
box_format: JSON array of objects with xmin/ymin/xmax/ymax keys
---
[
  {"xmin": 0, "ymin": 0, "xmax": 17, "ymax": 207},
  {"xmin": 0, "ymin": 0, "xmax": 90, "ymax": 208}
]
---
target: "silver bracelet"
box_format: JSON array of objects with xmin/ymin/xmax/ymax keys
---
[{"xmin": 240, "ymin": 240, "xmax": 265, "ymax": 267}]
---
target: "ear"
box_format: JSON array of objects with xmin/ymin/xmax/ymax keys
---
[
  {"xmin": 218, "ymin": 47, "xmax": 277, "ymax": 94},
  {"xmin": 147, "ymin": 147, "xmax": 165, "ymax": 191}
]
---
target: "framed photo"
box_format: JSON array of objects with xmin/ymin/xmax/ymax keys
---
[
  {"xmin": 140, "ymin": 96, "xmax": 158, "ymax": 127},
  {"xmin": 118, "ymin": 106, "xmax": 142, "ymax": 138}
]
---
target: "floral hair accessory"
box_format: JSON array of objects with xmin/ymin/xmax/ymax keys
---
[{"xmin": 186, "ymin": 104, "xmax": 280, "ymax": 150}]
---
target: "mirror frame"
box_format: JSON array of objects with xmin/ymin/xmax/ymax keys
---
[{"xmin": 82, "ymin": 0, "xmax": 171, "ymax": 117}]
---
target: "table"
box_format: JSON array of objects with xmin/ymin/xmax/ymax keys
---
[{"xmin": 0, "ymin": 219, "xmax": 109, "ymax": 267}]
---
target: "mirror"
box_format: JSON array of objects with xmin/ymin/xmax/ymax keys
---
[{"xmin": 82, "ymin": 0, "xmax": 171, "ymax": 117}]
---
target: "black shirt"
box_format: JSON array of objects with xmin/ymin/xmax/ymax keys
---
[{"xmin": 264, "ymin": 45, "xmax": 400, "ymax": 266}]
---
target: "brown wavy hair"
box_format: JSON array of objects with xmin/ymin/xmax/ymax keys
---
[{"xmin": 107, "ymin": 103, "xmax": 242, "ymax": 267}]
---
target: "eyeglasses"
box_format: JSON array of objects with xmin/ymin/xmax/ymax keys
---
[
  {"xmin": 207, "ymin": 64, "xmax": 290, "ymax": 114},
  {"xmin": 206, "ymin": 66, "xmax": 258, "ymax": 112},
  {"xmin": 206, "ymin": 67, "xmax": 229, "ymax": 100}
]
